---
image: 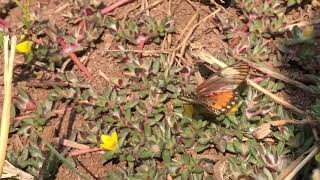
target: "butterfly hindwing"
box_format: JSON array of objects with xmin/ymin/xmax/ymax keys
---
[{"xmin": 194, "ymin": 90, "xmax": 238, "ymax": 115}]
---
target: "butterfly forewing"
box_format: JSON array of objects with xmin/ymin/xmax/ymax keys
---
[
  {"xmin": 195, "ymin": 62, "xmax": 249, "ymax": 96},
  {"xmin": 192, "ymin": 61, "xmax": 249, "ymax": 115}
]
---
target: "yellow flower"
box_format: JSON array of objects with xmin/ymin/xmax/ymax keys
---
[
  {"xmin": 100, "ymin": 132, "xmax": 119, "ymax": 152},
  {"xmin": 16, "ymin": 40, "xmax": 33, "ymax": 54},
  {"xmin": 19, "ymin": 34, "xmax": 26, "ymax": 39},
  {"xmin": 227, "ymin": 104, "xmax": 240, "ymax": 114}
]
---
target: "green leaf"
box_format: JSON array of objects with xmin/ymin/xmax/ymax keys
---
[
  {"xmin": 124, "ymin": 100, "xmax": 139, "ymax": 109},
  {"xmin": 233, "ymin": 139, "xmax": 242, "ymax": 153},
  {"xmin": 227, "ymin": 115, "xmax": 238, "ymax": 125},
  {"xmin": 42, "ymin": 138, "xmax": 89, "ymax": 180},
  {"xmin": 162, "ymin": 150, "xmax": 172, "ymax": 163},
  {"xmin": 287, "ymin": 0, "xmax": 296, "ymax": 6},
  {"xmin": 276, "ymin": 141, "xmax": 285, "ymax": 155},
  {"xmin": 138, "ymin": 150, "xmax": 153, "ymax": 159},
  {"xmin": 103, "ymin": 151, "xmax": 115, "ymax": 163}
]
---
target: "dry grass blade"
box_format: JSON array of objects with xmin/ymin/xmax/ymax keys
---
[
  {"xmin": 246, "ymin": 79, "xmax": 304, "ymax": 115},
  {"xmin": 277, "ymin": 145, "xmax": 320, "ymax": 180},
  {"xmin": 2, "ymin": 161, "xmax": 33, "ymax": 179},
  {"xmin": 276, "ymin": 154, "xmax": 305, "ymax": 180},
  {"xmin": 282, "ymin": 18, "xmax": 320, "ymax": 31},
  {"xmin": 144, "ymin": 0, "xmax": 150, "ymax": 16},
  {"xmin": 0, "ymin": 36, "xmax": 16, "ymax": 176},
  {"xmin": 52, "ymin": 138, "xmax": 90, "ymax": 149},
  {"xmin": 177, "ymin": 8, "xmax": 221, "ymax": 56},
  {"xmin": 269, "ymin": 119, "xmax": 318, "ymax": 126},
  {"xmin": 135, "ymin": 0, "xmax": 163, "ymax": 17},
  {"xmin": 105, "ymin": 49, "xmax": 172, "ymax": 55},
  {"xmin": 174, "ymin": 13, "xmax": 199, "ymax": 47},
  {"xmin": 253, "ymin": 119, "xmax": 318, "ymax": 140},
  {"xmin": 236, "ymin": 57, "xmax": 316, "ymax": 94},
  {"xmin": 190, "ymin": 49, "xmax": 228, "ymax": 68},
  {"xmin": 195, "ymin": 154, "xmax": 232, "ymax": 162}
]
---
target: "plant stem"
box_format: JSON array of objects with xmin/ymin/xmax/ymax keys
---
[
  {"xmin": 101, "ymin": 0, "xmax": 135, "ymax": 15},
  {"xmin": 282, "ymin": 145, "xmax": 320, "ymax": 180},
  {"xmin": 0, "ymin": 36, "xmax": 16, "ymax": 176},
  {"xmin": 57, "ymin": 37, "xmax": 93, "ymax": 80}
]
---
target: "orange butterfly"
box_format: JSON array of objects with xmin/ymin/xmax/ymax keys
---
[{"xmin": 183, "ymin": 61, "xmax": 250, "ymax": 115}]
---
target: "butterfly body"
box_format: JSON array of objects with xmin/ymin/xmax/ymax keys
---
[{"xmin": 184, "ymin": 61, "xmax": 249, "ymax": 115}]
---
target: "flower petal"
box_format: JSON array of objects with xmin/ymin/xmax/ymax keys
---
[
  {"xmin": 100, "ymin": 132, "xmax": 119, "ymax": 152},
  {"xmin": 111, "ymin": 132, "xmax": 118, "ymax": 141},
  {"xmin": 16, "ymin": 41, "xmax": 33, "ymax": 54},
  {"xmin": 101, "ymin": 134, "xmax": 112, "ymax": 144}
]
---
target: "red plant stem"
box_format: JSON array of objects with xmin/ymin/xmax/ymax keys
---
[
  {"xmin": 101, "ymin": 0, "xmax": 135, "ymax": 14},
  {"xmin": 68, "ymin": 53, "xmax": 93, "ymax": 80},
  {"xmin": 0, "ymin": 18, "xmax": 7, "ymax": 26},
  {"xmin": 57, "ymin": 38, "xmax": 93, "ymax": 80},
  {"xmin": 69, "ymin": 147, "xmax": 103, "ymax": 156}
]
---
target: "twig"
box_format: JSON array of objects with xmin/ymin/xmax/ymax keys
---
[
  {"xmin": 269, "ymin": 119, "xmax": 319, "ymax": 127},
  {"xmin": 185, "ymin": 0, "xmax": 200, "ymax": 11},
  {"xmin": 77, "ymin": 100, "xmax": 96, "ymax": 106},
  {"xmin": 53, "ymin": 3, "xmax": 70, "ymax": 13},
  {"xmin": 102, "ymin": 0, "xmax": 136, "ymax": 15},
  {"xmin": 174, "ymin": 13, "xmax": 199, "ymax": 47},
  {"xmin": 178, "ymin": 8, "xmax": 221, "ymax": 56},
  {"xmin": 167, "ymin": 0, "xmax": 172, "ymax": 47},
  {"xmin": 22, "ymin": 80, "xmax": 91, "ymax": 89},
  {"xmin": 106, "ymin": 49, "xmax": 172, "ymax": 55},
  {"xmin": 131, "ymin": 0, "xmax": 163, "ymax": 17},
  {"xmin": 276, "ymin": 154, "xmax": 305, "ymax": 180},
  {"xmin": 210, "ymin": 0, "xmax": 227, "ymax": 10},
  {"xmin": 191, "ymin": 49, "xmax": 228, "ymax": 68},
  {"xmin": 235, "ymin": 56, "xmax": 317, "ymax": 94},
  {"xmin": 161, "ymin": 0, "xmax": 173, "ymax": 49},
  {"xmin": 246, "ymin": 79, "xmax": 304, "ymax": 115},
  {"xmin": 0, "ymin": 36, "xmax": 16, "ymax": 176},
  {"xmin": 282, "ymin": 18, "xmax": 320, "ymax": 31},
  {"xmin": 98, "ymin": 70, "xmax": 110, "ymax": 82},
  {"xmin": 280, "ymin": 145, "xmax": 320, "ymax": 180},
  {"xmin": 195, "ymin": 154, "xmax": 233, "ymax": 162},
  {"xmin": 57, "ymin": 38, "xmax": 93, "ymax": 80},
  {"xmin": 52, "ymin": 138, "xmax": 90, "ymax": 149},
  {"xmin": 176, "ymin": 53, "xmax": 192, "ymax": 66},
  {"xmin": 60, "ymin": 58, "xmax": 71, "ymax": 72},
  {"xmin": 2, "ymin": 160, "xmax": 33, "ymax": 179},
  {"xmin": 144, "ymin": 0, "xmax": 150, "ymax": 16},
  {"xmin": 80, "ymin": 49, "xmax": 93, "ymax": 65},
  {"xmin": 69, "ymin": 53, "xmax": 93, "ymax": 80},
  {"xmin": 68, "ymin": 147, "xmax": 103, "ymax": 156},
  {"xmin": 121, "ymin": 3, "xmax": 142, "ymax": 19}
]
